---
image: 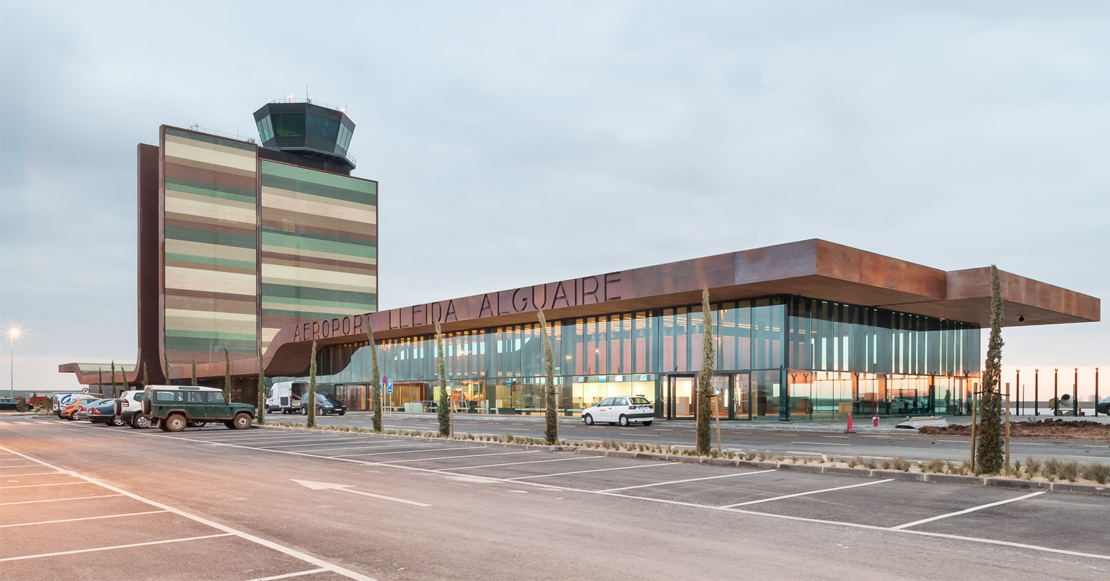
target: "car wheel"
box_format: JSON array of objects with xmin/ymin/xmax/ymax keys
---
[
  {"xmin": 642, "ymin": 421, "xmax": 653, "ymax": 426},
  {"xmin": 619, "ymin": 415, "xmax": 629, "ymax": 427},
  {"xmin": 111, "ymin": 416, "xmax": 126, "ymax": 427},
  {"xmin": 583, "ymin": 414, "xmax": 594, "ymax": 426},
  {"xmin": 339, "ymin": 412, "xmax": 345, "ymax": 416},
  {"xmin": 232, "ymin": 413, "xmax": 252, "ymax": 430},
  {"xmin": 66, "ymin": 414, "xmax": 76, "ymax": 421},
  {"xmin": 301, "ymin": 406, "xmax": 308, "ymax": 415},
  {"xmin": 131, "ymin": 415, "xmax": 150, "ymax": 429},
  {"xmin": 188, "ymin": 421, "xmax": 207, "ymax": 428},
  {"xmin": 164, "ymin": 414, "xmax": 187, "ymax": 432},
  {"xmin": 317, "ymin": 406, "xmax": 324, "ymax": 416}
]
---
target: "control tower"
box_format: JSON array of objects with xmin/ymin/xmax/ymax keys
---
[{"xmin": 254, "ymin": 100, "xmax": 356, "ymax": 174}]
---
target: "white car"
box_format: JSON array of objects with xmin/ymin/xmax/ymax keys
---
[
  {"xmin": 117, "ymin": 390, "xmax": 151, "ymax": 429},
  {"xmin": 582, "ymin": 396, "xmax": 655, "ymax": 427}
]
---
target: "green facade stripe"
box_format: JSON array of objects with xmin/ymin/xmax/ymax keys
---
[
  {"xmin": 261, "ymin": 282, "xmax": 376, "ymax": 305},
  {"xmin": 166, "ymin": 177, "xmax": 257, "ymax": 203},
  {"xmin": 262, "ymin": 294, "xmax": 374, "ymax": 310},
  {"xmin": 166, "ymin": 336, "xmax": 257, "ymax": 355},
  {"xmin": 166, "ymin": 330, "xmax": 256, "ymax": 342},
  {"xmin": 261, "ymin": 170, "xmax": 376, "ymax": 206},
  {"xmin": 261, "ymin": 160, "xmax": 376, "ymax": 194},
  {"xmin": 261, "ymin": 231, "xmax": 375, "ymax": 259},
  {"xmin": 166, "ymin": 225, "xmax": 256, "ymax": 249},
  {"xmin": 262, "ymin": 308, "xmax": 363, "ymax": 320},
  {"xmin": 166, "ymin": 253, "xmax": 256, "ymax": 270},
  {"xmin": 261, "ymin": 226, "xmax": 375, "ymax": 251},
  {"xmin": 165, "ymin": 126, "xmax": 256, "ymax": 152}
]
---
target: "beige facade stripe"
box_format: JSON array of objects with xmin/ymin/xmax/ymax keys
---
[
  {"xmin": 166, "ymin": 272, "xmax": 257, "ymax": 296},
  {"xmin": 261, "ymin": 191, "xmax": 376, "ymax": 223},
  {"xmin": 261, "ymin": 245, "xmax": 377, "ymax": 265},
  {"xmin": 166, "ymin": 203, "xmax": 258, "ymax": 226},
  {"xmin": 164, "ymin": 138, "xmax": 257, "ymax": 173},
  {"xmin": 166, "ymin": 189, "xmax": 257, "ymax": 214},
  {"xmin": 164, "ymin": 155, "xmax": 257, "ymax": 181},
  {"xmin": 166, "ymin": 308, "xmax": 256, "ymax": 323},
  {"xmin": 261, "ymin": 184, "xmax": 376, "ymax": 212},
  {"xmin": 166, "ymin": 239, "xmax": 257, "ymax": 263},
  {"xmin": 261, "ymin": 264, "xmax": 376, "ymax": 289},
  {"xmin": 166, "ymin": 314, "xmax": 257, "ymax": 336},
  {"xmin": 261, "ymin": 207, "xmax": 376, "ymax": 237},
  {"xmin": 260, "ymin": 303, "xmax": 370, "ymax": 316}
]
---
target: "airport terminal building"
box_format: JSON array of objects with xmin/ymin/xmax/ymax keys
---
[{"xmin": 60, "ymin": 105, "xmax": 1099, "ymax": 421}]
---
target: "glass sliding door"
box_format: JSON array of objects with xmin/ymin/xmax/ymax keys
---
[
  {"xmin": 753, "ymin": 370, "xmax": 781, "ymax": 419},
  {"xmin": 735, "ymin": 373, "xmax": 751, "ymax": 420},
  {"xmin": 665, "ymin": 375, "xmax": 697, "ymax": 419}
]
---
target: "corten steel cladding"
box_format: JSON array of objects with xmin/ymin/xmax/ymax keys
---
[
  {"xmin": 308, "ymin": 341, "xmax": 317, "ymax": 428},
  {"xmin": 257, "ymin": 343, "xmax": 265, "ymax": 425},
  {"xmin": 369, "ymin": 324, "xmax": 382, "ymax": 432},
  {"xmin": 435, "ymin": 322, "xmax": 449, "ymax": 437},
  {"xmin": 538, "ymin": 310, "xmax": 557, "ymax": 445},
  {"xmin": 696, "ymin": 289, "xmax": 715, "ymax": 456},
  {"xmin": 976, "ymin": 265, "xmax": 1005, "ymax": 475}
]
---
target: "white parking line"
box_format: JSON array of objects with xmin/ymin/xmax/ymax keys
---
[
  {"xmin": 0, "ymin": 494, "xmax": 125, "ymax": 506},
  {"xmin": 790, "ymin": 442, "xmax": 852, "ymax": 446},
  {"xmin": 0, "ymin": 533, "xmax": 235, "ymax": 561},
  {"xmin": 257, "ymin": 439, "xmax": 411, "ymax": 450},
  {"xmin": 444, "ymin": 456, "xmax": 601, "ymax": 471},
  {"xmin": 269, "ymin": 442, "xmax": 415, "ymax": 454},
  {"xmin": 245, "ymin": 569, "xmax": 328, "ymax": 581},
  {"xmin": 722, "ymin": 479, "xmax": 893, "ymax": 507},
  {"xmin": 600, "ymin": 470, "xmax": 776, "ymax": 492},
  {"xmin": 506, "ymin": 462, "xmax": 682, "ymax": 480},
  {"xmin": 382, "ymin": 450, "xmax": 534, "ymax": 464},
  {"xmin": 0, "ymin": 464, "xmax": 41, "ymax": 468},
  {"xmin": 0, "ymin": 510, "xmax": 168, "ymax": 528},
  {"xmin": 329, "ymin": 446, "xmax": 478, "ymax": 458},
  {"xmin": 0, "ymin": 445, "xmax": 377, "ymax": 581},
  {"xmin": 0, "ymin": 481, "xmax": 88, "ymax": 489},
  {"xmin": 0, "ymin": 471, "xmax": 62, "ymax": 477},
  {"xmin": 892, "ymin": 492, "xmax": 1046, "ymax": 530}
]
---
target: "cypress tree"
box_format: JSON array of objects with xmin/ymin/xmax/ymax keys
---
[
  {"xmin": 98, "ymin": 368, "xmax": 104, "ymax": 397},
  {"xmin": 538, "ymin": 311, "xmax": 558, "ymax": 445},
  {"xmin": 142, "ymin": 362, "xmax": 149, "ymax": 388},
  {"xmin": 111, "ymin": 361, "xmax": 118, "ymax": 398},
  {"xmin": 257, "ymin": 343, "xmax": 265, "ymax": 425},
  {"xmin": 976, "ymin": 265, "xmax": 1005, "ymax": 473},
  {"xmin": 696, "ymin": 289, "xmax": 715, "ymax": 456},
  {"xmin": 191, "ymin": 355, "xmax": 198, "ymax": 386},
  {"xmin": 368, "ymin": 323, "xmax": 382, "ymax": 432},
  {"xmin": 307, "ymin": 341, "xmax": 318, "ymax": 428},
  {"xmin": 435, "ymin": 322, "xmax": 450, "ymax": 437},
  {"xmin": 223, "ymin": 348, "xmax": 232, "ymax": 403}
]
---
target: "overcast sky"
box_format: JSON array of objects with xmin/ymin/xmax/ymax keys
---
[{"xmin": 1, "ymin": 1, "xmax": 1106, "ymax": 395}]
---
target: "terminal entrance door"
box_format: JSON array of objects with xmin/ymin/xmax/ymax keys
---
[{"xmin": 664, "ymin": 375, "xmax": 697, "ymax": 419}]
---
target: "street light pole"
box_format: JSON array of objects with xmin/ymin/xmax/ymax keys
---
[{"xmin": 8, "ymin": 328, "xmax": 19, "ymax": 399}]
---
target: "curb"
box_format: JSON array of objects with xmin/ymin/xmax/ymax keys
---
[{"xmin": 253, "ymin": 424, "xmax": 1110, "ymax": 497}]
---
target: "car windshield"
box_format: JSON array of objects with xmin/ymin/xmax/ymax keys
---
[
  {"xmin": 629, "ymin": 397, "xmax": 651, "ymax": 405},
  {"xmin": 318, "ymin": 394, "xmax": 342, "ymax": 405}
]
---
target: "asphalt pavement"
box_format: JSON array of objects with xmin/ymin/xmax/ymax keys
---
[{"xmin": 1, "ymin": 415, "xmax": 1108, "ymax": 580}]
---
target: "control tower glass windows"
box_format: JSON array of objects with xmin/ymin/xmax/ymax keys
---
[
  {"xmin": 337, "ymin": 124, "xmax": 352, "ymax": 151},
  {"xmin": 256, "ymin": 116, "xmax": 274, "ymax": 142},
  {"xmin": 272, "ymin": 114, "xmax": 305, "ymax": 137},
  {"xmin": 307, "ymin": 115, "xmax": 340, "ymax": 143}
]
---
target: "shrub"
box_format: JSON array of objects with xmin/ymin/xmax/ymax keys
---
[
  {"xmin": 861, "ymin": 456, "xmax": 877, "ymax": 470},
  {"xmin": 1043, "ymin": 458, "xmax": 1060, "ymax": 477},
  {"xmin": 1059, "ymin": 461, "xmax": 1080, "ymax": 483},
  {"xmin": 790, "ymin": 455, "xmax": 798, "ymax": 464},
  {"xmin": 1025, "ymin": 456, "xmax": 1042, "ymax": 476},
  {"xmin": 847, "ymin": 456, "xmax": 860, "ymax": 468},
  {"xmin": 1081, "ymin": 463, "xmax": 1109, "ymax": 485},
  {"xmin": 927, "ymin": 458, "xmax": 945, "ymax": 473},
  {"xmin": 15, "ymin": 398, "xmax": 28, "ymax": 413},
  {"xmin": 891, "ymin": 457, "xmax": 910, "ymax": 472}
]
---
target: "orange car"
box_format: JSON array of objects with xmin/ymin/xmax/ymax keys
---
[{"xmin": 60, "ymin": 397, "xmax": 98, "ymax": 420}]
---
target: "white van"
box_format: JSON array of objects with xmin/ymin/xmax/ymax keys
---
[{"xmin": 266, "ymin": 381, "xmax": 309, "ymax": 414}]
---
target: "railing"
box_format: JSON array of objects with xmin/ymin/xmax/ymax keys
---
[
  {"xmin": 186, "ymin": 125, "xmax": 257, "ymax": 144},
  {"xmin": 268, "ymin": 97, "xmax": 346, "ymax": 114}
]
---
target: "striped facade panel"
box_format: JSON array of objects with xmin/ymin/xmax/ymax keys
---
[
  {"xmin": 260, "ymin": 160, "xmax": 377, "ymax": 349},
  {"xmin": 162, "ymin": 127, "xmax": 259, "ymax": 364}
]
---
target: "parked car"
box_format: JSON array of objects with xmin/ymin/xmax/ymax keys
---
[
  {"xmin": 117, "ymin": 390, "xmax": 151, "ymax": 428},
  {"xmin": 53, "ymin": 393, "xmax": 85, "ymax": 417},
  {"xmin": 1098, "ymin": 395, "xmax": 1110, "ymax": 415},
  {"xmin": 581, "ymin": 396, "xmax": 655, "ymax": 427},
  {"xmin": 0, "ymin": 398, "xmax": 17, "ymax": 411},
  {"xmin": 142, "ymin": 385, "xmax": 255, "ymax": 432},
  {"xmin": 61, "ymin": 397, "xmax": 99, "ymax": 420},
  {"xmin": 87, "ymin": 399, "xmax": 126, "ymax": 426},
  {"xmin": 74, "ymin": 399, "xmax": 109, "ymax": 421},
  {"xmin": 300, "ymin": 393, "xmax": 346, "ymax": 416}
]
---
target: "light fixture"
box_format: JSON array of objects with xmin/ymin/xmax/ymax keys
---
[{"xmin": 1018, "ymin": 315, "xmax": 1025, "ymax": 323}]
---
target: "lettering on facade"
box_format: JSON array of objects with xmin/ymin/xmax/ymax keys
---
[{"xmin": 290, "ymin": 271, "xmax": 624, "ymax": 344}]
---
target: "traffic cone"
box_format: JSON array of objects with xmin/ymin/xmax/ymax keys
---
[
  {"xmin": 844, "ymin": 413, "xmax": 855, "ymax": 433},
  {"xmin": 872, "ymin": 414, "xmax": 879, "ymax": 428}
]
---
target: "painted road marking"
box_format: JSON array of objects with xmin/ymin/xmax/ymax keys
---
[
  {"xmin": 0, "ymin": 481, "xmax": 88, "ymax": 489},
  {"xmin": 292, "ymin": 480, "xmax": 430, "ymax": 507},
  {"xmin": 245, "ymin": 569, "xmax": 328, "ymax": 581},
  {"xmin": 444, "ymin": 456, "xmax": 601, "ymax": 471},
  {"xmin": 790, "ymin": 442, "xmax": 851, "ymax": 446},
  {"xmin": 599, "ymin": 469, "xmax": 776, "ymax": 492},
  {"xmin": 382, "ymin": 450, "xmax": 539, "ymax": 464},
  {"xmin": 0, "ymin": 445, "xmax": 378, "ymax": 581},
  {"xmin": 253, "ymin": 438, "xmax": 388, "ymax": 449},
  {"xmin": 330, "ymin": 445, "xmax": 477, "ymax": 458},
  {"xmin": 0, "ymin": 534, "xmax": 234, "ymax": 561},
  {"xmin": 722, "ymin": 479, "xmax": 893, "ymax": 507},
  {"xmin": 266, "ymin": 443, "xmax": 416, "ymax": 454},
  {"xmin": 892, "ymin": 491, "xmax": 1046, "ymax": 530},
  {"xmin": 0, "ymin": 510, "xmax": 168, "ymax": 528},
  {"xmin": 0, "ymin": 471, "xmax": 63, "ymax": 477},
  {"xmin": 506, "ymin": 462, "xmax": 682, "ymax": 480},
  {"xmin": 0, "ymin": 494, "xmax": 125, "ymax": 506}
]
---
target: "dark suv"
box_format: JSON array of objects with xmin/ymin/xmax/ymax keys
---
[
  {"xmin": 300, "ymin": 393, "xmax": 346, "ymax": 416},
  {"xmin": 143, "ymin": 386, "xmax": 256, "ymax": 432}
]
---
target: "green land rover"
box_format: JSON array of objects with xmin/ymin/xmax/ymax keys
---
[{"xmin": 142, "ymin": 385, "xmax": 256, "ymax": 432}]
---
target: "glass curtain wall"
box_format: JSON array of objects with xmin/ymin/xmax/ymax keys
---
[{"xmin": 298, "ymin": 295, "xmax": 979, "ymax": 420}]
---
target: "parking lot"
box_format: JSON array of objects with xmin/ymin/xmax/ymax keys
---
[{"xmin": 2, "ymin": 417, "xmax": 1108, "ymax": 580}]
